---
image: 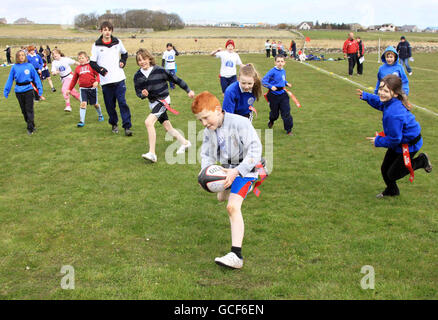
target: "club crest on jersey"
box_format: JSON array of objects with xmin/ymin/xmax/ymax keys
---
[
  {"xmin": 24, "ymin": 69, "xmax": 30, "ymax": 75},
  {"xmin": 225, "ymin": 60, "xmax": 234, "ymax": 68},
  {"xmin": 248, "ymin": 97, "xmax": 255, "ymax": 105},
  {"xmin": 59, "ymin": 66, "xmax": 66, "ymax": 72},
  {"xmin": 282, "ymin": 75, "xmax": 286, "ymax": 80}
]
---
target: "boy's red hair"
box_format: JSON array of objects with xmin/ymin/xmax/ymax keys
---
[{"xmin": 191, "ymin": 91, "xmax": 221, "ymax": 114}]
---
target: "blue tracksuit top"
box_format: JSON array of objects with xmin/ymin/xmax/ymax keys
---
[
  {"xmin": 262, "ymin": 67, "xmax": 288, "ymax": 95},
  {"xmin": 27, "ymin": 53, "xmax": 44, "ymax": 71},
  {"xmin": 222, "ymin": 81, "xmax": 256, "ymax": 116},
  {"xmin": 4, "ymin": 63, "xmax": 43, "ymax": 98},
  {"xmin": 361, "ymin": 91, "xmax": 422, "ymax": 153},
  {"xmin": 375, "ymin": 46, "xmax": 409, "ymax": 95}
]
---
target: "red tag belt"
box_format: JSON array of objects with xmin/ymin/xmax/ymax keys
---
[
  {"xmin": 377, "ymin": 131, "xmax": 414, "ymax": 182},
  {"xmin": 253, "ymin": 162, "xmax": 268, "ymax": 197},
  {"xmin": 158, "ymin": 99, "xmax": 179, "ymax": 115}
]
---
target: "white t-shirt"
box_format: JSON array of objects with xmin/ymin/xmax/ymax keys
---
[
  {"xmin": 215, "ymin": 51, "xmax": 242, "ymax": 78},
  {"xmin": 51, "ymin": 57, "xmax": 76, "ymax": 79},
  {"xmin": 162, "ymin": 49, "xmax": 176, "ymax": 70},
  {"xmin": 264, "ymin": 42, "xmax": 271, "ymax": 50},
  {"xmin": 90, "ymin": 39, "xmax": 127, "ymax": 85}
]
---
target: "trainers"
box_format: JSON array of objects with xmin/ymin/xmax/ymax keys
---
[
  {"xmin": 112, "ymin": 125, "xmax": 119, "ymax": 134},
  {"xmin": 98, "ymin": 115, "xmax": 104, "ymax": 122},
  {"xmin": 124, "ymin": 128, "xmax": 133, "ymax": 136},
  {"xmin": 142, "ymin": 152, "xmax": 157, "ymax": 163},
  {"xmin": 287, "ymin": 130, "xmax": 293, "ymax": 136},
  {"xmin": 27, "ymin": 129, "xmax": 33, "ymax": 135},
  {"xmin": 267, "ymin": 121, "xmax": 274, "ymax": 129},
  {"xmin": 64, "ymin": 106, "xmax": 72, "ymax": 112},
  {"xmin": 77, "ymin": 121, "xmax": 85, "ymax": 127},
  {"xmin": 215, "ymin": 252, "xmax": 243, "ymax": 269},
  {"xmin": 408, "ymin": 72, "xmax": 413, "ymax": 76},
  {"xmin": 421, "ymin": 153, "xmax": 432, "ymax": 173},
  {"xmin": 176, "ymin": 141, "xmax": 191, "ymax": 154},
  {"xmin": 51, "ymin": 87, "xmax": 56, "ymax": 92},
  {"xmin": 376, "ymin": 191, "xmax": 399, "ymax": 199}
]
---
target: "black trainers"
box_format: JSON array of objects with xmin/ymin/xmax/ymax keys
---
[
  {"xmin": 376, "ymin": 190, "xmax": 399, "ymax": 199},
  {"xmin": 27, "ymin": 129, "xmax": 33, "ymax": 135},
  {"xmin": 124, "ymin": 128, "xmax": 133, "ymax": 136},
  {"xmin": 112, "ymin": 125, "xmax": 119, "ymax": 134},
  {"xmin": 267, "ymin": 121, "xmax": 274, "ymax": 129},
  {"xmin": 51, "ymin": 87, "xmax": 56, "ymax": 92},
  {"xmin": 421, "ymin": 153, "xmax": 432, "ymax": 173}
]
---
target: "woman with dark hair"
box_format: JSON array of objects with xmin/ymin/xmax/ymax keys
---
[{"xmin": 357, "ymin": 74, "xmax": 432, "ymax": 198}]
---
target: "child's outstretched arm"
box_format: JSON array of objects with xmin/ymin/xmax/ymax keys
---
[
  {"xmin": 165, "ymin": 70, "xmax": 194, "ymax": 98},
  {"xmin": 210, "ymin": 48, "xmax": 221, "ymax": 56},
  {"xmin": 356, "ymin": 89, "xmax": 384, "ymax": 111}
]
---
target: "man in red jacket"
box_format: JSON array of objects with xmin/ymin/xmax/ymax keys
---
[{"xmin": 343, "ymin": 32, "xmax": 359, "ymax": 76}]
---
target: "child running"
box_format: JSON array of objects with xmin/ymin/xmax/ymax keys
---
[
  {"xmin": 162, "ymin": 43, "xmax": 179, "ymax": 89},
  {"xmin": 67, "ymin": 51, "xmax": 104, "ymax": 127},
  {"xmin": 357, "ymin": 74, "xmax": 432, "ymax": 198},
  {"xmin": 210, "ymin": 40, "xmax": 243, "ymax": 94},
  {"xmin": 375, "ymin": 46, "xmax": 409, "ymax": 96},
  {"xmin": 3, "ymin": 50, "xmax": 43, "ymax": 135},
  {"xmin": 26, "ymin": 45, "xmax": 45, "ymax": 101},
  {"xmin": 51, "ymin": 48, "xmax": 80, "ymax": 112},
  {"xmin": 222, "ymin": 63, "xmax": 262, "ymax": 122},
  {"xmin": 192, "ymin": 91, "xmax": 263, "ymax": 269},
  {"xmin": 262, "ymin": 55, "xmax": 294, "ymax": 135},
  {"xmin": 41, "ymin": 49, "xmax": 56, "ymax": 92},
  {"xmin": 134, "ymin": 49, "xmax": 195, "ymax": 163}
]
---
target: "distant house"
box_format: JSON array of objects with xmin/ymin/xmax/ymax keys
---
[
  {"xmin": 424, "ymin": 27, "xmax": 438, "ymax": 33},
  {"xmin": 399, "ymin": 25, "xmax": 420, "ymax": 33},
  {"xmin": 0, "ymin": 18, "xmax": 7, "ymax": 24},
  {"xmin": 13, "ymin": 17, "xmax": 34, "ymax": 24},
  {"xmin": 215, "ymin": 22, "xmax": 239, "ymax": 27},
  {"xmin": 297, "ymin": 22, "xmax": 313, "ymax": 30},
  {"xmin": 348, "ymin": 23, "xmax": 363, "ymax": 31},
  {"xmin": 379, "ymin": 23, "xmax": 395, "ymax": 32},
  {"xmin": 368, "ymin": 25, "xmax": 380, "ymax": 31}
]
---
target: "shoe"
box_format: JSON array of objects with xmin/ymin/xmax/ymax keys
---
[
  {"xmin": 267, "ymin": 121, "xmax": 274, "ymax": 129},
  {"xmin": 142, "ymin": 152, "xmax": 157, "ymax": 163},
  {"xmin": 421, "ymin": 153, "xmax": 432, "ymax": 173},
  {"xmin": 214, "ymin": 252, "xmax": 243, "ymax": 269},
  {"xmin": 176, "ymin": 141, "xmax": 191, "ymax": 154},
  {"xmin": 287, "ymin": 131, "xmax": 293, "ymax": 136},
  {"xmin": 408, "ymin": 72, "xmax": 413, "ymax": 76},
  {"xmin": 64, "ymin": 106, "xmax": 72, "ymax": 112},
  {"xmin": 77, "ymin": 121, "xmax": 85, "ymax": 127},
  {"xmin": 51, "ymin": 87, "xmax": 56, "ymax": 92},
  {"xmin": 112, "ymin": 125, "xmax": 119, "ymax": 134},
  {"xmin": 27, "ymin": 129, "xmax": 33, "ymax": 135},
  {"xmin": 376, "ymin": 191, "xmax": 399, "ymax": 199},
  {"xmin": 124, "ymin": 128, "xmax": 133, "ymax": 136},
  {"xmin": 98, "ymin": 115, "xmax": 104, "ymax": 122}
]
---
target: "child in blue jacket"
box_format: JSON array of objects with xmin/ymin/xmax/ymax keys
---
[
  {"xmin": 375, "ymin": 46, "xmax": 409, "ymax": 96},
  {"xmin": 222, "ymin": 63, "xmax": 262, "ymax": 122},
  {"xmin": 262, "ymin": 55, "xmax": 293, "ymax": 135},
  {"xmin": 26, "ymin": 45, "xmax": 44, "ymax": 101},
  {"xmin": 4, "ymin": 50, "xmax": 43, "ymax": 135},
  {"xmin": 358, "ymin": 74, "xmax": 431, "ymax": 198}
]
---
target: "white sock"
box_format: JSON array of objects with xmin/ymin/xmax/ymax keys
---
[{"xmin": 80, "ymin": 108, "xmax": 86, "ymax": 123}]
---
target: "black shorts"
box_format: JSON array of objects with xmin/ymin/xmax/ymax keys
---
[
  {"xmin": 80, "ymin": 87, "xmax": 98, "ymax": 105},
  {"xmin": 41, "ymin": 69, "xmax": 50, "ymax": 80},
  {"xmin": 151, "ymin": 102, "xmax": 169, "ymax": 124}
]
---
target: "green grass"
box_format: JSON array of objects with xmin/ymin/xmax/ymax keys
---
[{"xmin": 0, "ymin": 53, "xmax": 437, "ymax": 299}]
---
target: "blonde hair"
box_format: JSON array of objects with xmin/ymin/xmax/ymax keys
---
[
  {"xmin": 135, "ymin": 48, "xmax": 156, "ymax": 66},
  {"xmin": 239, "ymin": 64, "xmax": 262, "ymax": 101},
  {"xmin": 15, "ymin": 50, "xmax": 28, "ymax": 64},
  {"xmin": 52, "ymin": 48, "xmax": 65, "ymax": 57}
]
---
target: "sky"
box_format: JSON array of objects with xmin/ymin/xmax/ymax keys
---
[{"xmin": 0, "ymin": 0, "xmax": 437, "ymax": 29}]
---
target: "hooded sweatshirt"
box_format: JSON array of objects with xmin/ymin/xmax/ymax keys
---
[
  {"xmin": 375, "ymin": 46, "xmax": 409, "ymax": 95},
  {"xmin": 361, "ymin": 91, "xmax": 422, "ymax": 153}
]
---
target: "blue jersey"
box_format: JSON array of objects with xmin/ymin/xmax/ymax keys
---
[
  {"xmin": 4, "ymin": 63, "xmax": 43, "ymax": 97},
  {"xmin": 362, "ymin": 92, "xmax": 422, "ymax": 153},
  {"xmin": 27, "ymin": 53, "xmax": 44, "ymax": 71},
  {"xmin": 262, "ymin": 67, "xmax": 288, "ymax": 95},
  {"xmin": 222, "ymin": 81, "xmax": 256, "ymax": 116}
]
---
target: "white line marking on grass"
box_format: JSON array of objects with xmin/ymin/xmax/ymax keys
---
[{"xmin": 298, "ymin": 61, "xmax": 438, "ymax": 117}]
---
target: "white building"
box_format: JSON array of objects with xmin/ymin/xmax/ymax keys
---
[
  {"xmin": 399, "ymin": 25, "xmax": 420, "ymax": 32},
  {"xmin": 379, "ymin": 23, "xmax": 395, "ymax": 32},
  {"xmin": 297, "ymin": 22, "xmax": 313, "ymax": 30}
]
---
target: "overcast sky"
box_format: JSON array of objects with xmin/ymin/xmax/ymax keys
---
[{"xmin": 0, "ymin": 0, "xmax": 437, "ymax": 28}]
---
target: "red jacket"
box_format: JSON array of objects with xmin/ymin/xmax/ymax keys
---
[
  {"xmin": 343, "ymin": 39, "xmax": 359, "ymax": 54},
  {"xmin": 69, "ymin": 63, "xmax": 100, "ymax": 90}
]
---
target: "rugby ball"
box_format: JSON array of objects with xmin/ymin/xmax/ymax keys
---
[{"xmin": 198, "ymin": 165, "xmax": 227, "ymax": 193}]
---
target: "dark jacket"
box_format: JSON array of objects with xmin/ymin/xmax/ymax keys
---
[{"xmin": 396, "ymin": 41, "xmax": 412, "ymax": 59}]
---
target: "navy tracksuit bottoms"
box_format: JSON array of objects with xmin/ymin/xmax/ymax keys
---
[
  {"xmin": 267, "ymin": 91, "xmax": 293, "ymax": 133},
  {"xmin": 101, "ymin": 80, "xmax": 132, "ymax": 129}
]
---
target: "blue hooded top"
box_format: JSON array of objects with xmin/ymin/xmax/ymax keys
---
[
  {"xmin": 361, "ymin": 91, "xmax": 422, "ymax": 153},
  {"xmin": 375, "ymin": 46, "xmax": 409, "ymax": 95},
  {"xmin": 262, "ymin": 67, "xmax": 289, "ymax": 95}
]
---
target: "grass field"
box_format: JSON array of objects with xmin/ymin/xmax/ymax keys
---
[{"xmin": 0, "ymin": 51, "xmax": 437, "ymax": 299}]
